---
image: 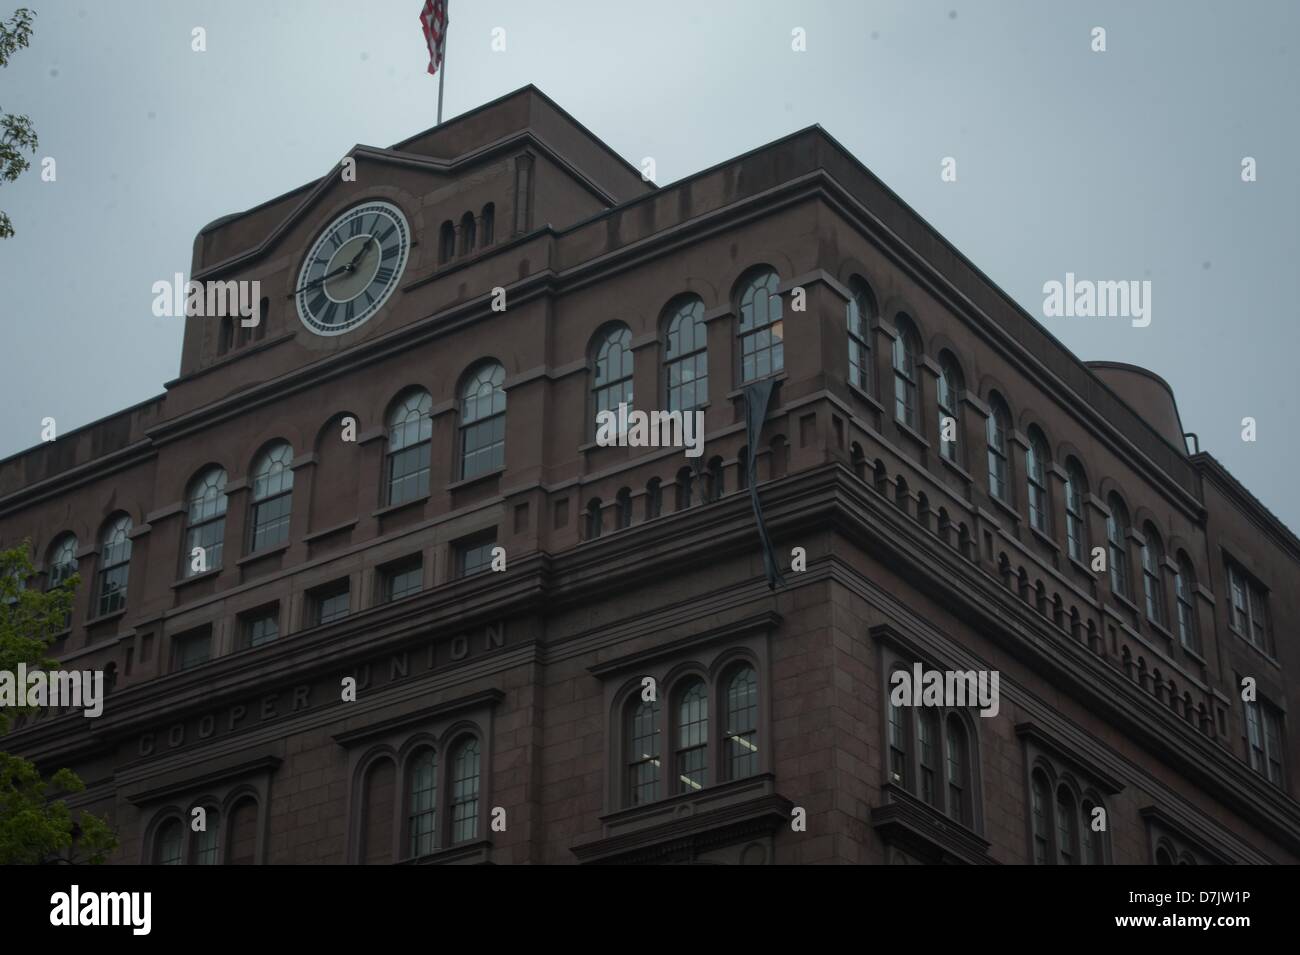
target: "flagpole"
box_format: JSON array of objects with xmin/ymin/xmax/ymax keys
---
[{"xmin": 436, "ymin": 0, "xmax": 448, "ymax": 125}]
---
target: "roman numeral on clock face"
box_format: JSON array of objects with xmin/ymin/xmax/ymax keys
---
[{"xmin": 375, "ymin": 265, "xmax": 394, "ymax": 284}]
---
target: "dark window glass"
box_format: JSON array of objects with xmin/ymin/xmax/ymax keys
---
[
  {"xmin": 937, "ymin": 357, "xmax": 962, "ymax": 463},
  {"xmin": 173, "ymin": 630, "xmax": 211, "ymax": 671},
  {"xmin": 918, "ymin": 708, "xmax": 939, "ymax": 806},
  {"xmin": 627, "ymin": 698, "xmax": 660, "ymax": 806},
  {"xmin": 847, "ymin": 281, "xmax": 874, "ymax": 392},
  {"xmin": 1141, "ymin": 527, "xmax": 1166, "ymax": 626},
  {"xmin": 737, "ymin": 270, "xmax": 784, "ymax": 383},
  {"xmin": 665, "ymin": 298, "xmax": 708, "ymax": 413},
  {"xmin": 97, "ymin": 515, "xmax": 132, "ymax": 616},
  {"xmin": 1065, "ymin": 460, "xmax": 1087, "ymax": 563},
  {"xmin": 315, "ymin": 585, "xmax": 350, "ymax": 625},
  {"xmin": 47, "ymin": 534, "xmax": 78, "ymax": 589},
  {"xmin": 154, "ymin": 819, "xmax": 183, "ymax": 865},
  {"xmin": 460, "ymin": 363, "xmax": 506, "ymax": 479},
  {"xmin": 1056, "ymin": 787, "xmax": 1077, "ymax": 864},
  {"xmin": 193, "ymin": 809, "xmax": 220, "ymax": 865},
  {"xmin": 1106, "ymin": 496, "xmax": 1130, "ymax": 599},
  {"xmin": 457, "ymin": 536, "xmax": 496, "ymax": 577},
  {"xmin": 592, "ymin": 325, "xmax": 634, "ymax": 433},
  {"xmin": 986, "ymin": 399, "xmax": 1010, "ymax": 503},
  {"xmin": 1175, "ymin": 557, "xmax": 1199, "ymax": 653},
  {"xmin": 251, "ymin": 443, "xmax": 294, "ymax": 551},
  {"xmin": 892, "ymin": 318, "xmax": 919, "ymax": 428},
  {"xmin": 450, "ymin": 738, "xmax": 480, "ymax": 843},
  {"xmin": 245, "ymin": 610, "xmax": 279, "ymax": 648},
  {"xmin": 384, "ymin": 558, "xmax": 423, "ymax": 602},
  {"xmin": 1031, "ymin": 772, "xmax": 1050, "ymax": 865},
  {"xmin": 184, "ymin": 467, "xmax": 228, "ymax": 577},
  {"xmin": 408, "ymin": 749, "xmax": 438, "ymax": 857},
  {"xmin": 945, "ymin": 716, "xmax": 969, "ymax": 825},
  {"xmin": 387, "ymin": 391, "xmax": 432, "ymax": 505},
  {"xmin": 724, "ymin": 665, "xmax": 759, "ymax": 780},
  {"xmin": 1026, "ymin": 431, "xmax": 1049, "ymax": 533},
  {"xmin": 675, "ymin": 679, "xmax": 708, "ymax": 793}
]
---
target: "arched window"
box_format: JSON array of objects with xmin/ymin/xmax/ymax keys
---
[
  {"xmin": 626, "ymin": 697, "xmax": 661, "ymax": 806},
  {"xmin": 737, "ymin": 269, "xmax": 783, "ymax": 383},
  {"xmin": 675, "ymin": 466, "xmax": 693, "ymax": 510},
  {"xmin": 1175, "ymin": 554, "xmax": 1199, "ymax": 653},
  {"xmin": 674, "ymin": 679, "xmax": 708, "ymax": 793},
  {"xmin": 1064, "ymin": 459, "xmax": 1087, "ymax": 563},
  {"xmin": 917, "ymin": 708, "xmax": 939, "ymax": 806},
  {"xmin": 361, "ymin": 758, "xmax": 395, "ymax": 865},
  {"xmin": 615, "ymin": 488, "xmax": 633, "ymax": 530},
  {"xmin": 706, "ymin": 456, "xmax": 724, "ymax": 502},
  {"xmin": 591, "ymin": 324, "xmax": 634, "ymax": 432},
  {"xmin": 664, "ymin": 297, "xmax": 708, "ymax": 413},
  {"xmin": 1030, "ymin": 771, "xmax": 1051, "ymax": 865},
  {"xmin": 1106, "ymin": 494, "xmax": 1131, "ymax": 599},
  {"xmin": 47, "ymin": 534, "xmax": 77, "ymax": 589},
  {"xmin": 153, "ymin": 817, "xmax": 183, "ymax": 865},
  {"xmin": 644, "ymin": 478, "xmax": 662, "ymax": 520},
  {"xmin": 1141, "ymin": 524, "xmax": 1167, "ymax": 627},
  {"xmin": 386, "ymin": 390, "xmax": 432, "ymax": 505},
  {"xmin": 460, "ymin": 362, "xmax": 506, "ymax": 479},
  {"xmin": 97, "ymin": 514, "xmax": 132, "ymax": 616},
  {"xmin": 1155, "ymin": 846, "xmax": 1174, "ymax": 865},
  {"xmin": 1026, "ymin": 428, "xmax": 1050, "ymax": 534},
  {"xmin": 480, "ymin": 202, "xmax": 495, "ymax": 246},
  {"xmin": 438, "ymin": 220, "xmax": 455, "ymax": 264},
  {"xmin": 249, "ymin": 442, "xmax": 294, "ymax": 551},
  {"xmin": 937, "ymin": 355, "xmax": 963, "ymax": 463},
  {"xmin": 227, "ymin": 798, "xmax": 258, "ymax": 865},
  {"xmin": 887, "ymin": 684, "xmax": 909, "ymax": 786},
  {"xmin": 847, "ymin": 278, "xmax": 875, "ymax": 392},
  {"xmin": 1080, "ymin": 798, "xmax": 1105, "ymax": 864},
  {"xmin": 891, "ymin": 316, "xmax": 920, "ymax": 428},
  {"xmin": 408, "ymin": 748, "xmax": 438, "ymax": 857},
  {"xmin": 945, "ymin": 715, "xmax": 970, "ymax": 825},
  {"xmin": 986, "ymin": 395, "xmax": 1011, "ymax": 503},
  {"xmin": 183, "ymin": 467, "xmax": 228, "ymax": 577},
  {"xmin": 1056, "ymin": 787, "xmax": 1078, "ymax": 864},
  {"xmin": 723, "ymin": 665, "xmax": 759, "ymax": 780},
  {"xmin": 586, "ymin": 498, "xmax": 602, "ymax": 540},
  {"xmin": 458, "ymin": 211, "xmax": 476, "ymax": 255},
  {"xmin": 738, "ymin": 446, "xmax": 751, "ymax": 490},
  {"xmin": 450, "ymin": 737, "xmax": 480, "ymax": 844},
  {"xmin": 192, "ymin": 807, "xmax": 220, "ymax": 864}
]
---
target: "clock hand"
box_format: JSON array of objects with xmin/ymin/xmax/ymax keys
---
[
  {"xmin": 292, "ymin": 263, "xmax": 351, "ymax": 296},
  {"xmin": 345, "ymin": 236, "xmax": 374, "ymax": 271}
]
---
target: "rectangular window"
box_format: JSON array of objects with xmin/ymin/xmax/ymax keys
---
[
  {"xmin": 251, "ymin": 492, "xmax": 292, "ymax": 551},
  {"xmin": 241, "ymin": 607, "xmax": 279, "ymax": 648},
  {"xmin": 456, "ymin": 534, "xmax": 497, "ymax": 578},
  {"xmin": 1245, "ymin": 698, "xmax": 1286, "ymax": 789},
  {"xmin": 388, "ymin": 443, "xmax": 431, "ymax": 506},
  {"xmin": 1227, "ymin": 561, "xmax": 1272, "ymax": 654},
  {"xmin": 173, "ymin": 629, "xmax": 211, "ymax": 671},
  {"xmin": 382, "ymin": 556, "xmax": 423, "ymax": 603},
  {"xmin": 312, "ymin": 581, "xmax": 350, "ymax": 626}
]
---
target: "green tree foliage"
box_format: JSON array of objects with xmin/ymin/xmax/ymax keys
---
[
  {"xmin": 0, "ymin": 543, "xmax": 119, "ymax": 864},
  {"xmin": 1, "ymin": 7, "xmax": 37, "ymax": 239}
]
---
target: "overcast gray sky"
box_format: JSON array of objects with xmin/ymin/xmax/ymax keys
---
[{"xmin": 2, "ymin": 1, "xmax": 1297, "ymax": 531}]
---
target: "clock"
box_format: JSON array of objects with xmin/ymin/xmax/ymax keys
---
[{"xmin": 295, "ymin": 201, "xmax": 410, "ymax": 336}]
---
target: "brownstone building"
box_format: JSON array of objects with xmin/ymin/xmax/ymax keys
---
[{"xmin": 3, "ymin": 87, "xmax": 1297, "ymax": 865}]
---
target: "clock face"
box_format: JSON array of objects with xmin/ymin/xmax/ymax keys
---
[{"xmin": 295, "ymin": 201, "xmax": 410, "ymax": 336}]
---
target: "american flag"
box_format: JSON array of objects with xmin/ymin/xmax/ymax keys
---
[{"xmin": 420, "ymin": 0, "xmax": 449, "ymax": 76}]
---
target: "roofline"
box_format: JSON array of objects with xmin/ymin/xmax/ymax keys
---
[
  {"xmin": 0, "ymin": 393, "xmax": 166, "ymax": 472},
  {"xmin": 1191, "ymin": 451, "xmax": 1300, "ymax": 560},
  {"xmin": 198, "ymin": 84, "xmax": 652, "ymax": 239}
]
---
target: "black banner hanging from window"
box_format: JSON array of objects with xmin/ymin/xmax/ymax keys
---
[{"xmin": 743, "ymin": 379, "xmax": 786, "ymax": 590}]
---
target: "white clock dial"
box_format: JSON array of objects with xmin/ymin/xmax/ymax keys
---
[{"xmin": 295, "ymin": 201, "xmax": 410, "ymax": 336}]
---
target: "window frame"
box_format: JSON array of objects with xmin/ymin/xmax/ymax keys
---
[
  {"xmin": 385, "ymin": 390, "xmax": 433, "ymax": 506},
  {"xmin": 458, "ymin": 363, "xmax": 506, "ymax": 481},
  {"xmin": 663, "ymin": 296, "xmax": 709, "ymax": 414},
  {"xmin": 249, "ymin": 442, "xmax": 294, "ymax": 552},
  {"xmin": 736, "ymin": 269, "xmax": 784, "ymax": 384}
]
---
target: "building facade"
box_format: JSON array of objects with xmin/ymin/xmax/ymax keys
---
[{"xmin": 3, "ymin": 87, "xmax": 1297, "ymax": 864}]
